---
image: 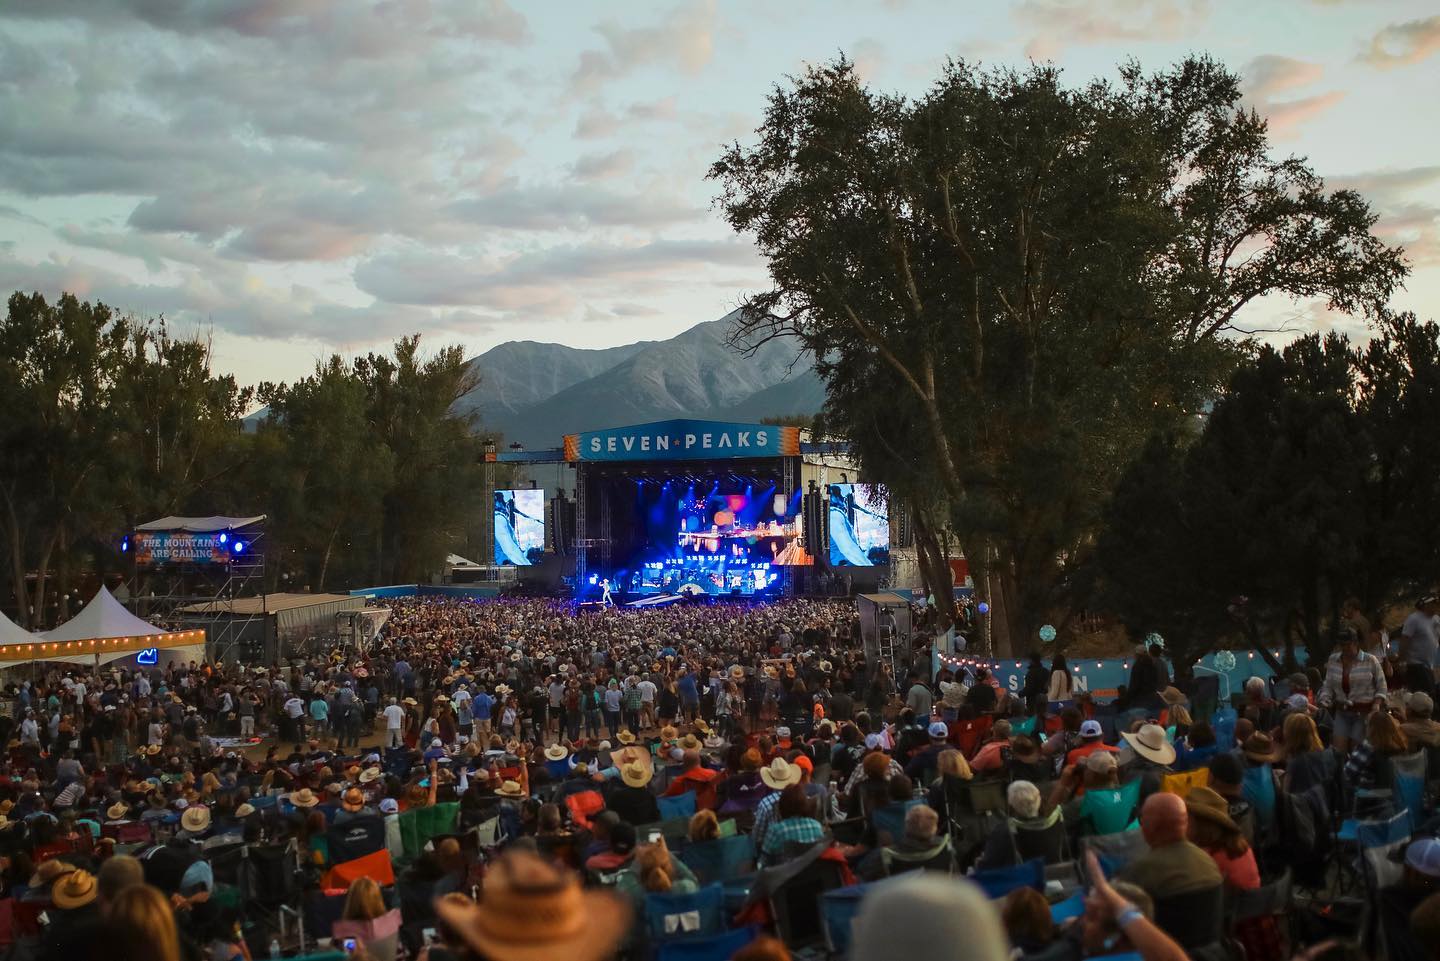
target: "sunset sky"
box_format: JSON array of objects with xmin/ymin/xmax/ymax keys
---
[{"xmin": 1, "ymin": 0, "xmax": 1436, "ymax": 385}]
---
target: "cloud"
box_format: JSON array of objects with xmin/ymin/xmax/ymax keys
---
[
  {"xmin": 570, "ymin": 1, "xmax": 716, "ymax": 94},
  {"xmin": 0, "ymin": 204, "xmax": 45, "ymax": 227},
  {"xmin": 1014, "ymin": 0, "xmax": 1211, "ymax": 61},
  {"xmin": 446, "ymin": 184, "xmax": 703, "ymax": 231},
  {"xmin": 1360, "ymin": 15, "xmax": 1440, "ymax": 68},
  {"xmin": 1240, "ymin": 55, "xmax": 1344, "ymax": 136},
  {"xmin": 571, "ymin": 149, "xmax": 637, "ymax": 182},
  {"xmin": 574, "ymin": 97, "xmax": 678, "ymax": 139},
  {"xmin": 354, "ymin": 239, "xmax": 761, "ymax": 310},
  {"xmin": 1327, "ymin": 166, "xmax": 1440, "ymax": 267},
  {"xmin": 851, "ymin": 38, "xmax": 887, "ymax": 82}
]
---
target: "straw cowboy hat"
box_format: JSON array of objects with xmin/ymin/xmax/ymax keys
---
[
  {"xmin": 1120, "ymin": 724, "xmax": 1177, "ymax": 766},
  {"xmin": 359, "ymin": 767, "xmax": 382, "ymax": 784},
  {"xmin": 1185, "ymin": 786, "xmax": 1241, "ymax": 834},
  {"xmin": 703, "ymin": 735, "xmax": 727, "ymax": 751},
  {"xmin": 691, "ymin": 718, "xmax": 712, "ymax": 736},
  {"xmin": 106, "ymin": 802, "xmax": 129, "ymax": 821},
  {"xmin": 342, "ymin": 788, "xmax": 367, "ymax": 813},
  {"xmin": 235, "ymin": 803, "xmax": 256, "ymax": 818},
  {"xmin": 543, "ymin": 744, "xmax": 569, "ymax": 761},
  {"xmin": 403, "ymin": 696, "xmax": 418, "ymax": 706},
  {"xmin": 145, "ymin": 744, "xmax": 162, "ymax": 756},
  {"xmin": 615, "ymin": 730, "xmax": 637, "ymax": 745},
  {"xmin": 619, "ymin": 757, "xmax": 653, "ymax": 788},
  {"xmin": 1161, "ymin": 686, "xmax": 1188, "ymax": 707},
  {"xmin": 496, "ymin": 780, "xmax": 526, "ymax": 799},
  {"xmin": 728, "ymin": 665, "xmax": 745, "ymax": 681},
  {"xmin": 678, "ymin": 734, "xmax": 701, "ymax": 751},
  {"xmin": 437, "ymin": 851, "xmax": 629, "ymax": 961},
  {"xmin": 288, "ymin": 788, "xmax": 320, "ymax": 808},
  {"xmin": 763, "ymin": 665, "xmax": 778, "ymax": 679},
  {"xmin": 181, "ymin": 806, "xmax": 212, "ymax": 834},
  {"xmin": 659, "ymin": 725, "xmax": 679, "ymax": 742},
  {"xmin": 760, "ymin": 757, "xmax": 802, "ymax": 791},
  {"xmin": 29, "ymin": 860, "xmax": 75, "ymax": 888},
  {"xmin": 52, "ymin": 870, "xmax": 97, "ymax": 910}
]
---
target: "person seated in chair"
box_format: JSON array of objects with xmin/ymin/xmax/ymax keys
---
[
  {"xmin": 975, "ymin": 779, "xmax": 1062, "ymax": 871},
  {"xmin": 1116, "ymin": 792, "xmax": 1221, "ymax": 899},
  {"xmin": 857, "ymin": 803, "xmax": 952, "ymax": 880},
  {"xmin": 664, "ymin": 749, "xmax": 720, "ymax": 811},
  {"xmin": 1402, "ymin": 692, "xmax": 1440, "ymax": 749}
]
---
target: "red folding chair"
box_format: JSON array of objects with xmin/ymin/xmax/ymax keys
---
[{"xmin": 564, "ymin": 790, "xmax": 605, "ymax": 830}]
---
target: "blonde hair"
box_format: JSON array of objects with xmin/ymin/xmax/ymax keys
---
[
  {"xmin": 936, "ymin": 748, "xmax": 973, "ymax": 780},
  {"xmin": 342, "ymin": 876, "xmax": 387, "ymax": 921},
  {"xmin": 108, "ymin": 885, "xmax": 181, "ymax": 961},
  {"xmin": 688, "ymin": 809, "xmax": 721, "ymax": 843},
  {"xmin": 637, "ymin": 838, "xmax": 678, "ymax": 893},
  {"xmin": 1282, "ymin": 713, "xmax": 1322, "ymax": 756},
  {"xmin": 1168, "ymin": 705, "xmax": 1192, "ymax": 728},
  {"xmin": 1368, "ymin": 710, "xmax": 1409, "ymax": 755}
]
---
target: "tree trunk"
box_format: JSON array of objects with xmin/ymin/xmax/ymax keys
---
[
  {"xmin": 317, "ymin": 524, "xmax": 341, "ymax": 592},
  {"xmin": 910, "ymin": 510, "xmax": 956, "ymax": 624},
  {"xmin": 32, "ymin": 528, "xmax": 59, "ymax": 630}
]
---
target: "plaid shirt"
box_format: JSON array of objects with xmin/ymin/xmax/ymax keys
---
[
  {"xmin": 1343, "ymin": 739, "xmax": 1382, "ymax": 789},
  {"xmin": 751, "ymin": 790, "xmax": 782, "ymax": 851},
  {"xmin": 761, "ymin": 816, "xmax": 825, "ymax": 859},
  {"xmin": 843, "ymin": 756, "xmax": 904, "ymax": 795}
]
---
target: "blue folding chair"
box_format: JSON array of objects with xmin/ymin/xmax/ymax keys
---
[
  {"xmin": 1391, "ymin": 751, "xmax": 1428, "ymax": 832},
  {"xmin": 656, "ymin": 924, "xmax": 759, "ymax": 961},
  {"xmin": 870, "ymin": 798, "xmax": 922, "ymax": 845},
  {"xmin": 971, "ymin": 857, "xmax": 1044, "ymax": 899},
  {"xmin": 1050, "ymin": 890, "xmax": 1085, "ymax": 923},
  {"xmin": 643, "ymin": 883, "xmax": 726, "ymax": 941},
  {"xmin": 821, "ymin": 883, "xmax": 871, "ymax": 955},
  {"xmin": 677, "ymin": 834, "xmax": 755, "ymax": 886},
  {"xmin": 658, "ymin": 791, "xmax": 697, "ymax": 822},
  {"xmin": 1242, "ymin": 764, "xmax": 1277, "ymax": 834}
]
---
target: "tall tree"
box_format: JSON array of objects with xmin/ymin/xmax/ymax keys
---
[{"xmin": 711, "ymin": 55, "xmax": 1405, "ymax": 652}]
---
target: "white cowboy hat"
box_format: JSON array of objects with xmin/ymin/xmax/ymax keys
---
[
  {"xmin": 1120, "ymin": 723, "xmax": 1177, "ymax": 766},
  {"xmin": 760, "ymin": 757, "xmax": 801, "ymax": 791}
]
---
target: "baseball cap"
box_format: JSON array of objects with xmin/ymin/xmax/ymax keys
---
[
  {"xmin": 378, "ymin": 798, "xmax": 399, "ymax": 815},
  {"xmin": 928, "ymin": 721, "xmax": 949, "ymax": 739},
  {"xmin": 1079, "ymin": 720, "xmax": 1103, "ymax": 738},
  {"xmin": 776, "ymin": 726, "xmax": 792, "ymax": 739},
  {"xmin": 1409, "ymin": 692, "xmax": 1435, "ymax": 716},
  {"xmin": 1406, "ymin": 838, "xmax": 1440, "ymax": 878},
  {"xmin": 1084, "ymin": 751, "xmax": 1118, "ymax": 775}
]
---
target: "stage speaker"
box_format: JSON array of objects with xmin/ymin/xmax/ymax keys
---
[{"xmin": 802, "ymin": 486, "xmax": 827, "ymax": 562}]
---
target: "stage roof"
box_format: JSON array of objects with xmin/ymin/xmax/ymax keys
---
[
  {"xmin": 176, "ymin": 592, "xmax": 357, "ymax": 615},
  {"xmin": 136, "ymin": 515, "xmax": 266, "ymax": 532}
]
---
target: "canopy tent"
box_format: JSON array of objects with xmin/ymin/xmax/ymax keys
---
[
  {"xmin": 0, "ymin": 607, "xmax": 87, "ymax": 665},
  {"xmin": 0, "ymin": 586, "xmax": 205, "ymax": 666},
  {"xmin": 136, "ymin": 515, "xmax": 266, "ymax": 532}
]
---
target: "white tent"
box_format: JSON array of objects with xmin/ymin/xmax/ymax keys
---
[
  {"xmin": 0, "ymin": 604, "xmax": 90, "ymax": 666},
  {"xmin": 0, "ymin": 586, "xmax": 206, "ymax": 667}
]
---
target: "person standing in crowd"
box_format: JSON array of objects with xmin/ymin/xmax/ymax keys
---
[{"xmin": 1318, "ymin": 625, "xmax": 1387, "ymax": 753}]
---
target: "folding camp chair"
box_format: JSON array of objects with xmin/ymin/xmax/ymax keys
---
[
  {"xmin": 657, "ymin": 790, "xmax": 697, "ymax": 821},
  {"xmin": 1077, "ymin": 779, "xmax": 1141, "ymax": 837},
  {"xmin": 880, "ymin": 835, "xmax": 955, "ymax": 876},
  {"xmin": 1153, "ymin": 884, "xmax": 1225, "ymax": 952},
  {"xmin": 1081, "ymin": 830, "xmax": 1149, "ymax": 879},
  {"xmin": 656, "ymin": 924, "xmax": 759, "ymax": 961},
  {"xmin": 768, "ymin": 850, "xmax": 850, "ymax": 950},
  {"xmin": 1159, "ymin": 767, "xmax": 1209, "ymax": 796},
  {"xmin": 971, "ymin": 856, "xmax": 1044, "ymax": 899},
  {"xmin": 953, "ymin": 716, "xmax": 993, "ymax": 758},
  {"xmin": 563, "ymin": 789, "xmax": 605, "ymax": 830},
  {"xmin": 1356, "ymin": 810, "xmax": 1411, "ymax": 954},
  {"xmin": 677, "ymin": 834, "xmax": 755, "ymax": 886},
  {"xmin": 1011, "ymin": 815, "xmax": 1070, "ymax": 865},
  {"xmin": 1231, "ymin": 869, "xmax": 1293, "ymax": 961},
  {"xmin": 643, "ymin": 883, "xmax": 726, "ymax": 941},
  {"xmin": 822, "ymin": 884, "xmax": 870, "ymax": 956},
  {"xmin": 943, "ymin": 776, "xmax": 1007, "ymax": 843},
  {"xmin": 870, "ymin": 798, "xmax": 922, "ymax": 846},
  {"xmin": 1390, "ymin": 750, "xmax": 1428, "ymax": 831}
]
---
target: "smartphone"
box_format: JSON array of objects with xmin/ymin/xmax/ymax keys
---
[
  {"xmin": 422, "ymin": 927, "xmax": 438, "ymax": 946},
  {"xmin": 646, "ymin": 829, "xmax": 662, "ymax": 844},
  {"xmin": 341, "ymin": 937, "xmax": 359, "ymax": 953}
]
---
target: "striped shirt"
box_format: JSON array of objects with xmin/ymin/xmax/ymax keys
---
[{"xmin": 1318, "ymin": 651, "xmax": 1387, "ymax": 709}]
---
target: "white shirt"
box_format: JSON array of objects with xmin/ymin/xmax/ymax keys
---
[
  {"xmin": 284, "ymin": 696, "xmax": 305, "ymax": 719},
  {"xmin": 638, "ymin": 680, "xmax": 657, "ymax": 703},
  {"xmin": 383, "ymin": 704, "xmax": 406, "ymax": 730}
]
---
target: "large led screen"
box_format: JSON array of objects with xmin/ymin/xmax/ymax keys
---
[
  {"xmin": 828, "ymin": 483, "xmax": 889, "ymax": 567},
  {"xmin": 494, "ymin": 489, "xmax": 545, "ymax": 566}
]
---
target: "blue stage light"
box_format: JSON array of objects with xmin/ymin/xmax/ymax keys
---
[
  {"xmin": 218, "ymin": 532, "xmax": 228, "ymax": 544},
  {"xmin": 588, "ymin": 574, "xmax": 598, "ymax": 585},
  {"xmin": 120, "ymin": 538, "xmax": 128, "ymax": 553},
  {"xmin": 232, "ymin": 540, "xmax": 246, "ymax": 554},
  {"xmin": 977, "ymin": 601, "xmax": 990, "ymax": 614}
]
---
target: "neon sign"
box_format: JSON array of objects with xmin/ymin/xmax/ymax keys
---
[{"xmin": 136, "ymin": 648, "xmax": 159, "ymax": 665}]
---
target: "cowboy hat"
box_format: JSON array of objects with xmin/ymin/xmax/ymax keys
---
[
  {"xmin": 677, "ymin": 734, "xmax": 701, "ymax": 751},
  {"xmin": 615, "ymin": 730, "xmax": 636, "ymax": 745},
  {"xmin": 288, "ymin": 788, "xmax": 320, "ymax": 808},
  {"xmin": 1120, "ymin": 724, "xmax": 1176, "ymax": 766},
  {"xmin": 359, "ymin": 767, "xmax": 382, "ymax": 784},
  {"xmin": 1242, "ymin": 732, "xmax": 1280, "ymax": 764},
  {"xmin": 235, "ymin": 803, "xmax": 256, "ymax": 818},
  {"xmin": 760, "ymin": 757, "xmax": 801, "ymax": 791},
  {"xmin": 342, "ymin": 788, "xmax": 366, "ymax": 812},
  {"xmin": 1160, "ymin": 686, "xmax": 1188, "ymax": 706},
  {"xmin": 106, "ymin": 802, "xmax": 129, "ymax": 821},
  {"xmin": 692, "ymin": 718, "xmax": 712, "ymax": 735},
  {"xmin": 544, "ymin": 744, "xmax": 569, "ymax": 761},
  {"xmin": 618, "ymin": 755, "xmax": 654, "ymax": 788},
  {"xmin": 703, "ymin": 735, "xmax": 726, "ymax": 750},
  {"xmin": 52, "ymin": 870, "xmax": 97, "ymax": 910},
  {"xmin": 437, "ymin": 851, "xmax": 629, "ymax": 961},
  {"xmin": 728, "ymin": 665, "xmax": 745, "ymax": 681},
  {"xmin": 659, "ymin": 725, "xmax": 679, "ymax": 742},
  {"xmin": 1185, "ymin": 786, "xmax": 1240, "ymax": 834},
  {"xmin": 145, "ymin": 744, "xmax": 162, "ymax": 756},
  {"xmin": 403, "ymin": 697, "xmax": 418, "ymax": 706},
  {"xmin": 496, "ymin": 780, "xmax": 525, "ymax": 799},
  {"xmin": 181, "ymin": 806, "xmax": 212, "ymax": 833},
  {"xmin": 763, "ymin": 665, "xmax": 778, "ymax": 679},
  {"xmin": 29, "ymin": 860, "xmax": 75, "ymax": 888}
]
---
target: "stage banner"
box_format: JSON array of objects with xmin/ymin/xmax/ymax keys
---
[
  {"xmin": 133, "ymin": 531, "xmax": 229, "ymax": 566},
  {"xmin": 564, "ymin": 420, "xmax": 801, "ymax": 462}
]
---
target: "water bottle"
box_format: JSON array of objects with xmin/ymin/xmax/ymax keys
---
[{"xmin": 269, "ymin": 938, "xmax": 281, "ymax": 958}]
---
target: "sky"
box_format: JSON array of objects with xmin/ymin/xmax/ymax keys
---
[{"xmin": 1, "ymin": 0, "xmax": 1437, "ymax": 387}]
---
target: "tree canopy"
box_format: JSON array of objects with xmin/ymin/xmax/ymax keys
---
[{"xmin": 711, "ymin": 54, "xmax": 1406, "ymax": 651}]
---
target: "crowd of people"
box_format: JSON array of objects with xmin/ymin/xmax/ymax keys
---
[{"xmin": 0, "ymin": 592, "xmax": 1437, "ymax": 961}]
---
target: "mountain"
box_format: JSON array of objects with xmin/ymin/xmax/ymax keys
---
[{"xmin": 459, "ymin": 310, "xmax": 824, "ymax": 447}]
